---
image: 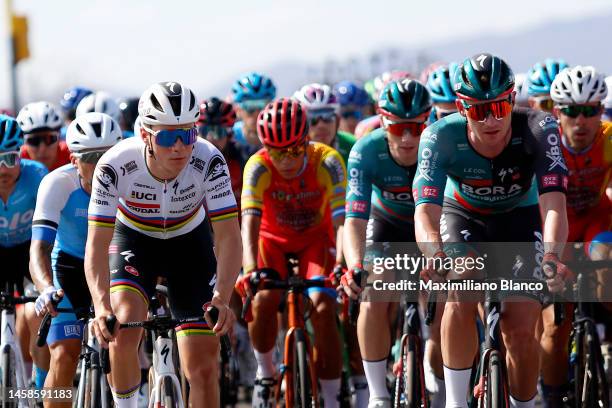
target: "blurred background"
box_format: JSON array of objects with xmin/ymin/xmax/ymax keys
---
[{"xmin": 2, "ymin": 0, "xmax": 612, "ymax": 110}]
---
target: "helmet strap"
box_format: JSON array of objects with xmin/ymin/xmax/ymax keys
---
[{"xmin": 146, "ymin": 136, "xmax": 156, "ymax": 160}]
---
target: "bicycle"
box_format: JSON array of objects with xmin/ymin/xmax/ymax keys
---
[
  {"xmin": 241, "ymin": 261, "xmax": 335, "ymax": 408},
  {"xmin": 0, "ymin": 288, "xmax": 38, "ymax": 408},
  {"xmin": 106, "ymin": 286, "xmax": 230, "ymax": 408},
  {"xmin": 36, "ymin": 303, "xmax": 112, "ymax": 408},
  {"xmin": 545, "ymin": 258, "xmax": 612, "ymax": 408}
]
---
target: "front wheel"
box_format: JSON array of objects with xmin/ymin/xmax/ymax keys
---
[
  {"xmin": 485, "ymin": 351, "xmax": 508, "ymax": 408},
  {"xmin": 293, "ymin": 338, "xmax": 314, "ymax": 408},
  {"xmin": 1, "ymin": 346, "xmax": 17, "ymax": 408}
]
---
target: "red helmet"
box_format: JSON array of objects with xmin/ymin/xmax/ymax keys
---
[
  {"xmin": 257, "ymin": 98, "xmax": 308, "ymax": 148},
  {"xmin": 197, "ymin": 97, "xmax": 237, "ymax": 128}
]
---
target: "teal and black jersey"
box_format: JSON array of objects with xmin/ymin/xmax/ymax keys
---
[
  {"xmin": 345, "ymin": 128, "xmax": 417, "ymax": 223},
  {"xmin": 413, "ymin": 108, "xmax": 568, "ymax": 214}
]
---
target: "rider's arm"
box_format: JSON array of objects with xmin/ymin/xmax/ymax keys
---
[
  {"xmin": 240, "ymin": 154, "xmax": 270, "ymax": 273},
  {"xmin": 319, "ymin": 149, "xmax": 348, "ymax": 265},
  {"xmin": 414, "ymin": 203, "xmax": 444, "ymax": 258},
  {"xmin": 211, "ymin": 218, "xmax": 242, "ymax": 305},
  {"xmin": 84, "ymin": 225, "xmax": 114, "ymax": 315},
  {"xmin": 29, "ymin": 240, "xmax": 54, "ymax": 290},
  {"xmin": 607, "ymin": 177, "xmax": 612, "ymax": 204},
  {"xmin": 539, "ymin": 192, "xmax": 568, "ymax": 256},
  {"xmin": 343, "ymin": 217, "xmax": 367, "ymax": 268}
]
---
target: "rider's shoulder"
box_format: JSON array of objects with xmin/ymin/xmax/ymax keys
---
[{"xmin": 20, "ymin": 158, "xmax": 48, "ymax": 180}]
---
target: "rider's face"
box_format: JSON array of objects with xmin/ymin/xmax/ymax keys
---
[
  {"xmin": 0, "ymin": 157, "xmax": 20, "ymax": 190},
  {"xmin": 141, "ymin": 124, "xmax": 195, "ymax": 175},
  {"xmin": 556, "ymin": 102, "xmax": 602, "ymax": 152},
  {"xmin": 460, "ymin": 93, "xmax": 514, "ymax": 148}
]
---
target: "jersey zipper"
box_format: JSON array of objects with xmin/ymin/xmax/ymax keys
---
[{"xmin": 162, "ymin": 180, "xmax": 167, "ymax": 238}]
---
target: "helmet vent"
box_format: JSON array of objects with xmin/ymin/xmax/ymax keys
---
[
  {"xmin": 150, "ymin": 94, "xmax": 164, "ymax": 113},
  {"xmin": 91, "ymin": 122, "xmax": 102, "ymax": 138},
  {"xmin": 168, "ymin": 95, "xmax": 182, "ymax": 117},
  {"xmin": 76, "ymin": 123, "xmax": 86, "ymax": 135}
]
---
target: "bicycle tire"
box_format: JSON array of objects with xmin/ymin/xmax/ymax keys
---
[
  {"xmin": 161, "ymin": 376, "xmax": 177, "ymax": 408},
  {"xmin": 393, "ymin": 337, "xmax": 406, "ymax": 408},
  {"xmin": 485, "ymin": 351, "xmax": 508, "ymax": 408},
  {"xmin": 583, "ymin": 321, "xmax": 609, "ymax": 408},
  {"xmin": 294, "ymin": 338, "xmax": 313, "ymax": 408},
  {"xmin": 404, "ymin": 336, "xmax": 423, "ymax": 408},
  {"xmin": 1, "ymin": 346, "xmax": 17, "ymax": 408}
]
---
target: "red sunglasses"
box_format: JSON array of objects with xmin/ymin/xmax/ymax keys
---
[
  {"xmin": 459, "ymin": 95, "xmax": 513, "ymax": 122},
  {"xmin": 381, "ymin": 116, "xmax": 427, "ymax": 137}
]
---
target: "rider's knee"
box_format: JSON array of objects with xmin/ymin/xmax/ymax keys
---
[
  {"xmin": 252, "ymin": 290, "xmax": 281, "ymax": 317},
  {"xmin": 504, "ymin": 325, "xmax": 537, "ymax": 350},
  {"xmin": 50, "ymin": 342, "xmax": 80, "ymax": 366},
  {"xmin": 182, "ymin": 349, "xmax": 217, "ymax": 385}
]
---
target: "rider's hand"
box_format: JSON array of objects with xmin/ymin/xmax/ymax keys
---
[
  {"xmin": 206, "ymin": 296, "xmax": 236, "ymax": 336},
  {"xmin": 330, "ymin": 263, "xmax": 345, "ymax": 287},
  {"xmin": 543, "ymin": 252, "xmax": 574, "ymax": 294},
  {"xmin": 34, "ymin": 286, "xmax": 63, "ymax": 317},
  {"xmin": 340, "ymin": 266, "xmax": 365, "ymax": 299},
  {"xmin": 235, "ymin": 272, "xmax": 255, "ymax": 299},
  {"xmin": 420, "ymin": 251, "xmax": 448, "ymax": 283},
  {"xmin": 92, "ymin": 308, "xmax": 117, "ymax": 348}
]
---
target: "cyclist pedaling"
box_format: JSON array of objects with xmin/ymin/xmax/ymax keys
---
[
  {"xmin": 340, "ymin": 79, "xmax": 446, "ymax": 408},
  {"xmin": 30, "ymin": 112, "xmax": 122, "ymax": 403},
  {"xmin": 232, "ymin": 72, "xmax": 277, "ymax": 162},
  {"xmin": 17, "ymin": 101, "xmax": 71, "ymax": 171},
  {"xmin": 237, "ymin": 97, "xmax": 347, "ymax": 408},
  {"xmin": 538, "ymin": 65, "xmax": 612, "ymax": 407},
  {"xmin": 0, "ymin": 114, "xmax": 48, "ymax": 385},
  {"xmin": 294, "ymin": 83, "xmax": 356, "ymax": 165},
  {"xmin": 412, "ymin": 53, "xmax": 571, "ymax": 408},
  {"xmin": 85, "ymin": 81, "xmax": 241, "ymax": 408}
]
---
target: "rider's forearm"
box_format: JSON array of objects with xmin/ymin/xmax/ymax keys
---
[
  {"xmin": 241, "ymin": 213, "xmax": 261, "ymax": 273},
  {"xmin": 343, "ymin": 217, "xmax": 367, "ymax": 269},
  {"xmin": 414, "ymin": 204, "xmax": 444, "ymax": 258},
  {"xmin": 334, "ymin": 219, "xmax": 344, "ymax": 265},
  {"xmin": 540, "ymin": 192, "xmax": 568, "ymax": 256},
  {"xmin": 213, "ymin": 220, "xmax": 242, "ymax": 304},
  {"xmin": 29, "ymin": 240, "xmax": 54, "ymax": 291},
  {"xmin": 84, "ymin": 229, "xmax": 112, "ymax": 314}
]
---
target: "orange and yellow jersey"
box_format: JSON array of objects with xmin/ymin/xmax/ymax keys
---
[
  {"xmin": 563, "ymin": 121, "xmax": 612, "ymax": 218},
  {"xmin": 241, "ymin": 142, "xmax": 346, "ymax": 244}
]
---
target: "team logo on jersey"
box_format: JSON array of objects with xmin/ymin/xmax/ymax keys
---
[
  {"xmin": 205, "ymin": 155, "xmax": 228, "ymax": 181},
  {"xmin": 96, "ymin": 164, "xmax": 118, "ymax": 192}
]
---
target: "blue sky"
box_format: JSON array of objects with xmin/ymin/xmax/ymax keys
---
[{"xmin": 1, "ymin": 0, "xmax": 611, "ymax": 108}]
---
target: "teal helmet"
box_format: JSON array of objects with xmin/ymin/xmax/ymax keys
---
[
  {"xmin": 453, "ymin": 53, "xmax": 515, "ymax": 101},
  {"xmin": 377, "ymin": 79, "xmax": 432, "ymax": 119}
]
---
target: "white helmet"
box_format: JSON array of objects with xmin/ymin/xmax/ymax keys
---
[
  {"xmin": 550, "ymin": 66, "xmax": 608, "ymax": 104},
  {"xmin": 76, "ymin": 92, "xmax": 121, "ymax": 122},
  {"xmin": 16, "ymin": 101, "xmax": 63, "ymax": 133},
  {"xmin": 603, "ymin": 76, "xmax": 612, "ymax": 109},
  {"xmin": 293, "ymin": 83, "xmax": 340, "ymax": 113},
  {"xmin": 138, "ymin": 82, "xmax": 199, "ymax": 126},
  {"xmin": 66, "ymin": 112, "xmax": 123, "ymax": 153}
]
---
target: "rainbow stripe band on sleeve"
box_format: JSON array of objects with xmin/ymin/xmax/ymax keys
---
[
  {"xmin": 209, "ymin": 204, "xmax": 239, "ymax": 222},
  {"xmin": 88, "ymin": 214, "xmax": 116, "ymax": 228},
  {"xmin": 175, "ymin": 322, "xmax": 214, "ymax": 337}
]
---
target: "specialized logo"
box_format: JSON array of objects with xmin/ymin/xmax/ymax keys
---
[
  {"xmin": 172, "ymin": 180, "xmax": 180, "ymax": 195},
  {"xmin": 161, "ymin": 344, "xmax": 170, "ymax": 366},
  {"xmin": 487, "ymin": 306, "xmax": 500, "ymax": 340},
  {"xmin": 205, "ymin": 155, "xmax": 228, "ymax": 181},
  {"xmin": 96, "ymin": 164, "xmax": 118, "ymax": 192},
  {"xmin": 460, "ymin": 229, "xmax": 471, "ymax": 241},
  {"xmin": 164, "ymin": 82, "xmax": 180, "ymax": 95},
  {"xmin": 476, "ymin": 54, "xmax": 488, "ymax": 68},
  {"xmin": 120, "ymin": 250, "xmax": 135, "ymax": 262}
]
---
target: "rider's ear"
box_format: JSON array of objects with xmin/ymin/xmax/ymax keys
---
[{"xmin": 455, "ymin": 100, "xmax": 466, "ymax": 117}]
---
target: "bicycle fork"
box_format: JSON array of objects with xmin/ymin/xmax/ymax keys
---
[{"xmin": 149, "ymin": 335, "xmax": 184, "ymax": 408}]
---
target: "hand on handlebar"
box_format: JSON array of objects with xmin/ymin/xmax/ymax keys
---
[
  {"xmin": 204, "ymin": 296, "xmax": 235, "ymax": 336},
  {"xmin": 543, "ymin": 252, "xmax": 574, "ymax": 294},
  {"xmin": 340, "ymin": 266, "xmax": 365, "ymax": 299},
  {"xmin": 34, "ymin": 287, "xmax": 63, "ymax": 317},
  {"xmin": 419, "ymin": 251, "xmax": 448, "ymax": 284}
]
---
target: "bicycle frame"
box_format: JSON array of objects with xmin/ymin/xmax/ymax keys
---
[
  {"xmin": 148, "ymin": 333, "xmax": 184, "ymax": 408},
  {"xmin": 1, "ymin": 306, "xmax": 34, "ymax": 408}
]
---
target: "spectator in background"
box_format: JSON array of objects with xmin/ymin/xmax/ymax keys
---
[{"xmin": 17, "ymin": 102, "xmax": 71, "ymax": 171}]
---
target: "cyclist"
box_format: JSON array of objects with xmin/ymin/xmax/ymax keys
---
[
  {"xmin": 232, "ymin": 72, "xmax": 277, "ymax": 162},
  {"xmin": 537, "ymin": 65, "xmax": 611, "ymax": 406},
  {"xmin": 526, "ymin": 59, "xmax": 568, "ymax": 113},
  {"xmin": 237, "ymin": 98, "xmax": 346, "ymax": 408},
  {"xmin": 17, "ymin": 102, "xmax": 71, "ymax": 171},
  {"xmin": 0, "ymin": 114, "xmax": 48, "ymax": 382},
  {"xmin": 30, "ymin": 112, "xmax": 122, "ymax": 406},
  {"xmin": 85, "ymin": 81, "xmax": 241, "ymax": 408},
  {"xmin": 340, "ymin": 79, "xmax": 446, "ymax": 408},
  {"xmin": 59, "ymin": 86, "xmax": 93, "ymax": 138},
  {"xmin": 294, "ymin": 83, "xmax": 356, "ymax": 165},
  {"xmin": 76, "ymin": 91, "xmax": 121, "ymax": 123},
  {"xmin": 118, "ymin": 97, "xmax": 139, "ymax": 138},
  {"xmin": 426, "ymin": 63, "xmax": 459, "ymax": 122},
  {"xmin": 334, "ymin": 81, "xmax": 370, "ymax": 135},
  {"xmin": 198, "ymin": 97, "xmax": 243, "ymax": 202},
  {"xmin": 411, "ymin": 53, "xmax": 570, "ymax": 408}
]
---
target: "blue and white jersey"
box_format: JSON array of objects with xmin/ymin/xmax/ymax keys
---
[
  {"xmin": 31, "ymin": 164, "xmax": 89, "ymax": 261},
  {"xmin": 0, "ymin": 159, "xmax": 47, "ymax": 247}
]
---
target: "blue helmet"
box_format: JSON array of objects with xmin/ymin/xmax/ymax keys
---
[
  {"xmin": 527, "ymin": 59, "xmax": 569, "ymax": 96},
  {"xmin": 0, "ymin": 115, "xmax": 24, "ymax": 152},
  {"xmin": 232, "ymin": 72, "xmax": 276, "ymax": 103},
  {"xmin": 333, "ymin": 81, "xmax": 370, "ymax": 107},
  {"xmin": 427, "ymin": 63, "xmax": 459, "ymax": 103},
  {"xmin": 60, "ymin": 86, "xmax": 93, "ymax": 113}
]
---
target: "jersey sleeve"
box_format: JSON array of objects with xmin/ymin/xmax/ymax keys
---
[
  {"xmin": 88, "ymin": 157, "xmax": 121, "ymax": 228},
  {"xmin": 319, "ymin": 147, "xmax": 347, "ymax": 221},
  {"xmin": 530, "ymin": 113, "xmax": 568, "ymax": 195},
  {"xmin": 203, "ymin": 149, "xmax": 239, "ymax": 222},
  {"xmin": 31, "ymin": 171, "xmax": 71, "ymax": 244},
  {"xmin": 413, "ymin": 125, "xmax": 452, "ymax": 206},
  {"xmin": 345, "ymin": 140, "xmax": 374, "ymax": 219},
  {"xmin": 241, "ymin": 155, "xmax": 270, "ymax": 217}
]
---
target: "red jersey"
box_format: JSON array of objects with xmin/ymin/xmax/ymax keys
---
[{"xmin": 20, "ymin": 141, "xmax": 71, "ymax": 171}]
